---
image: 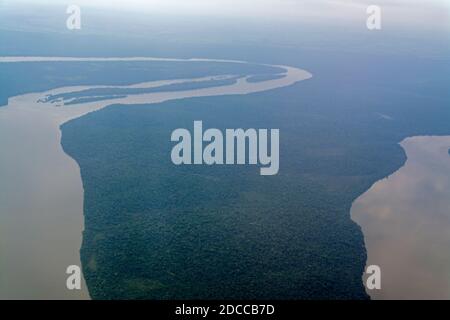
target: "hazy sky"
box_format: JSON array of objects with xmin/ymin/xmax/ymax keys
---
[{"xmin": 2, "ymin": 0, "xmax": 449, "ymax": 30}]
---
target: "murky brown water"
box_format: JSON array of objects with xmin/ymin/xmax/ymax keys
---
[
  {"xmin": 352, "ymin": 136, "xmax": 450, "ymax": 300},
  {"xmin": 0, "ymin": 57, "xmax": 311, "ymax": 299}
]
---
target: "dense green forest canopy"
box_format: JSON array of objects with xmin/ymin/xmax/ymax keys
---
[{"xmin": 61, "ymin": 48, "xmax": 450, "ymax": 299}]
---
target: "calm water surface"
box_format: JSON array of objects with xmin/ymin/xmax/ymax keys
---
[
  {"xmin": 0, "ymin": 57, "xmax": 311, "ymax": 299},
  {"xmin": 352, "ymin": 136, "xmax": 450, "ymax": 300}
]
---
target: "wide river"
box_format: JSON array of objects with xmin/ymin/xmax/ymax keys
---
[
  {"xmin": 0, "ymin": 56, "xmax": 312, "ymax": 299},
  {"xmin": 352, "ymin": 136, "xmax": 450, "ymax": 300}
]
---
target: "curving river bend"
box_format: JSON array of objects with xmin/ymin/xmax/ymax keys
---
[
  {"xmin": 0, "ymin": 57, "xmax": 312, "ymax": 299},
  {"xmin": 3, "ymin": 57, "xmax": 449, "ymax": 300}
]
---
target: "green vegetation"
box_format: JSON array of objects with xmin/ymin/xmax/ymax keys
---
[
  {"xmin": 43, "ymin": 77, "xmax": 241, "ymax": 106},
  {"xmin": 2, "ymin": 17, "xmax": 449, "ymax": 299},
  {"xmin": 61, "ymin": 51, "xmax": 450, "ymax": 299},
  {"xmin": 0, "ymin": 61, "xmax": 281, "ymax": 107}
]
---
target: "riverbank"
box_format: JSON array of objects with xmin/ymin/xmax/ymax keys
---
[
  {"xmin": 0, "ymin": 57, "xmax": 311, "ymax": 299},
  {"xmin": 352, "ymin": 136, "xmax": 450, "ymax": 300}
]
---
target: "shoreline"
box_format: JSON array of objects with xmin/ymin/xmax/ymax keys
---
[
  {"xmin": 351, "ymin": 135, "xmax": 450, "ymax": 300},
  {"xmin": 0, "ymin": 57, "xmax": 312, "ymax": 299}
]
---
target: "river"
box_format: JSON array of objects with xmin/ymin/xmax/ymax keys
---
[
  {"xmin": 0, "ymin": 57, "xmax": 312, "ymax": 299},
  {"xmin": 352, "ymin": 136, "xmax": 450, "ymax": 300}
]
